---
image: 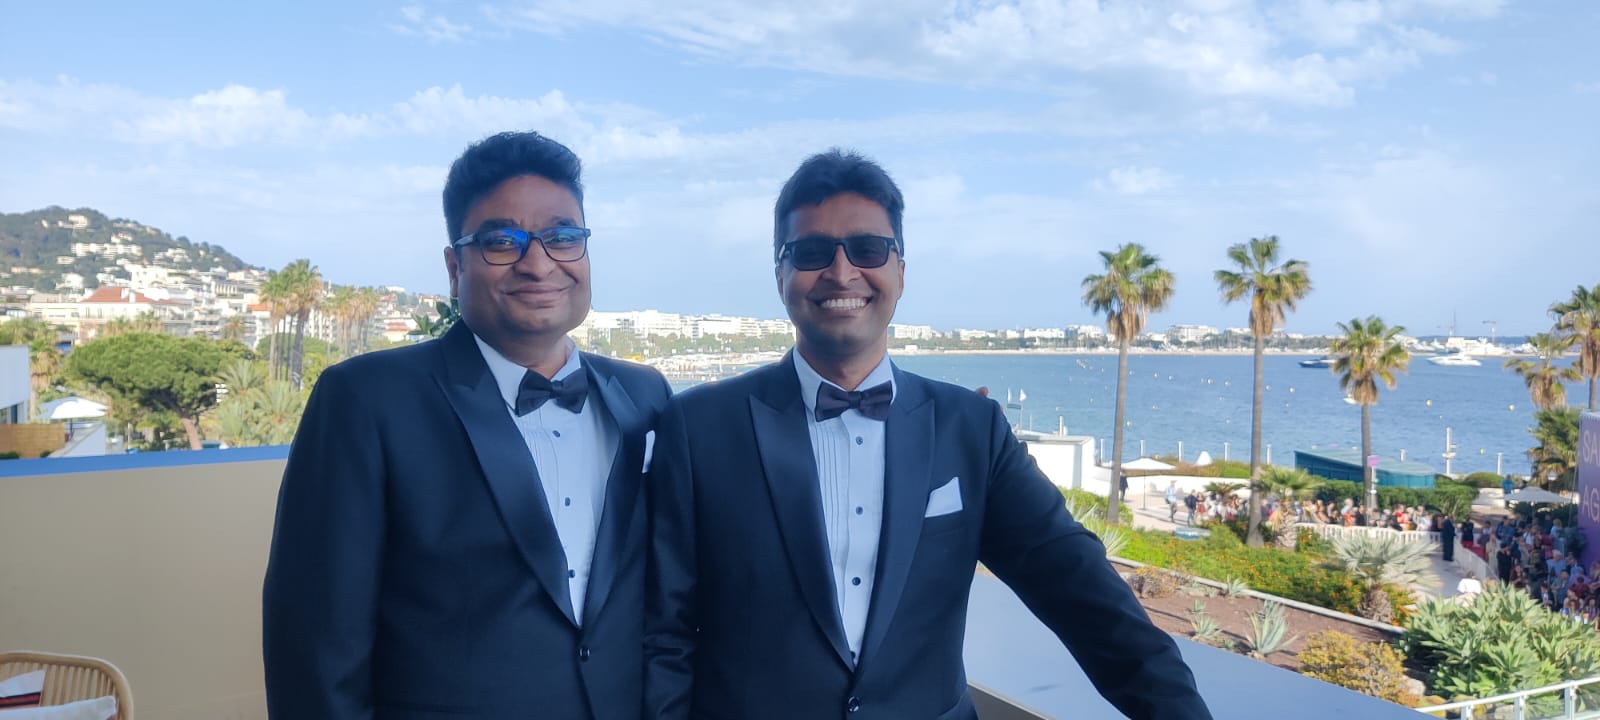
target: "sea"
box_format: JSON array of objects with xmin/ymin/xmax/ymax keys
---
[
  {"xmin": 674, "ymin": 351, "xmax": 1587, "ymax": 477},
  {"xmin": 883, "ymin": 353, "xmax": 1586, "ymax": 477}
]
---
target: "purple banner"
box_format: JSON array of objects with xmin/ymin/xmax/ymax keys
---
[{"xmin": 1579, "ymin": 413, "xmax": 1600, "ymax": 573}]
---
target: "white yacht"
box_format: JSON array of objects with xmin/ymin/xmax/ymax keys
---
[{"xmin": 1426, "ymin": 351, "xmax": 1483, "ymax": 367}]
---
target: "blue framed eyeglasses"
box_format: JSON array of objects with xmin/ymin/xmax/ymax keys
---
[{"xmin": 452, "ymin": 226, "xmax": 591, "ymax": 265}]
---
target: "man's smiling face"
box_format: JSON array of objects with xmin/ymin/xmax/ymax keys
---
[{"xmin": 775, "ymin": 191, "xmax": 904, "ymax": 368}]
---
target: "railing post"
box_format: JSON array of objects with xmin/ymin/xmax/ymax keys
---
[
  {"xmin": 1514, "ymin": 695, "xmax": 1526, "ymax": 720},
  {"xmin": 1566, "ymin": 684, "xmax": 1577, "ymax": 717},
  {"xmin": 1462, "ymin": 705, "xmax": 1473, "ymax": 720}
]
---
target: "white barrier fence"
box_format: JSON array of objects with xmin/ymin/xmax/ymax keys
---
[{"xmin": 1292, "ymin": 523, "xmax": 1498, "ymax": 586}]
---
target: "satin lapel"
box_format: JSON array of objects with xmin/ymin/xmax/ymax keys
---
[
  {"xmin": 860, "ymin": 369, "xmax": 935, "ymax": 667},
  {"xmin": 750, "ymin": 361, "xmax": 853, "ymax": 668},
  {"xmin": 581, "ymin": 357, "xmax": 644, "ymax": 627},
  {"xmin": 436, "ymin": 324, "xmax": 577, "ymax": 626}
]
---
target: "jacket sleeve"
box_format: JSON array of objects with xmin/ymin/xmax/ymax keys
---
[
  {"xmin": 975, "ymin": 401, "xmax": 1212, "ymax": 720},
  {"xmin": 262, "ymin": 365, "xmax": 386, "ymax": 720},
  {"xmin": 643, "ymin": 397, "xmax": 697, "ymax": 720}
]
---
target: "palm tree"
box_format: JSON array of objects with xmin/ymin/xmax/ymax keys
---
[
  {"xmin": 1215, "ymin": 236, "xmax": 1312, "ymax": 547},
  {"xmin": 1323, "ymin": 534, "xmax": 1430, "ymax": 623},
  {"xmin": 1550, "ymin": 284, "xmax": 1600, "ymax": 410},
  {"xmin": 219, "ymin": 315, "xmax": 247, "ymax": 343},
  {"xmin": 322, "ymin": 286, "xmax": 355, "ymax": 357},
  {"xmin": 277, "ymin": 259, "xmax": 323, "ymax": 388},
  {"xmin": 1504, "ymin": 332, "xmax": 1581, "ymax": 410},
  {"xmin": 258, "ymin": 271, "xmax": 292, "ymax": 381},
  {"xmin": 1082, "ymin": 243, "xmax": 1175, "ymax": 525},
  {"xmin": 1328, "ymin": 316, "xmax": 1411, "ymax": 515},
  {"xmin": 1528, "ymin": 407, "xmax": 1581, "ymax": 491},
  {"xmin": 352, "ymin": 288, "xmax": 381, "ymax": 353}
]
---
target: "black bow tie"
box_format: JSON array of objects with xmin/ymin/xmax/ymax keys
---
[
  {"xmin": 516, "ymin": 369, "xmax": 588, "ymax": 415},
  {"xmin": 814, "ymin": 381, "xmax": 892, "ymax": 422}
]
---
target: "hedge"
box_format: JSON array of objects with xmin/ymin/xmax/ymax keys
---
[{"xmin": 1311, "ymin": 478, "xmax": 1476, "ymax": 513}]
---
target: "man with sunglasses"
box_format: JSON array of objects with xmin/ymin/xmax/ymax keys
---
[
  {"xmin": 644, "ymin": 149, "xmax": 1210, "ymax": 719},
  {"xmin": 265, "ymin": 131, "xmax": 671, "ymax": 719}
]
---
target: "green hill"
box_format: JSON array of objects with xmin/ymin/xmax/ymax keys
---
[{"xmin": 0, "ymin": 206, "xmax": 254, "ymax": 291}]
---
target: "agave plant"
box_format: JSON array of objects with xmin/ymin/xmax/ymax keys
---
[
  {"xmin": 1399, "ymin": 585, "xmax": 1600, "ymax": 700},
  {"xmin": 1191, "ymin": 613, "xmax": 1223, "ymax": 646},
  {"xmin": 1323, "ymin": 534, "xmax": 1431, "ymax": 623},
  {"xmin": 1063, "ymin": 492, "xmax": 1130, "ymax": 558},
  {"xmin": 1222, "ymin": 576, "xmax": 1250, "ymax": 598},
  {"xmin": 1245, "ymin": 599, "xmax": 1298, "ymax": 659}
]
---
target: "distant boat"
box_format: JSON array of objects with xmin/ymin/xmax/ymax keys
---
[
  {"xmin": 1427, "ymin": 352, "xmax": 1483, "ymax": 367},
  {"xmin": 1299, "ymin": 357, "xmax": 1334, "ymax": 368}
]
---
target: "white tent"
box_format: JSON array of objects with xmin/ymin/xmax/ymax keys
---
[
  {"xmin": 1193, "ymin": 451, "xmax": 1214, "ymax": 467},
  {"xmin": 1122, "ymin": 457, "xmax": 1176, "ymax": 472},
  {"xmin": 39, "ymin": 396, "xmax": 107, "ymax": 421},
  {"xmin": 1503, "ymin": 487, "xmax": 1573, "ymax": 505}
]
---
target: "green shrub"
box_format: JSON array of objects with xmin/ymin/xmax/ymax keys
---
[
  {"xmin": 1060, "ymin": 487, "xmax": 1133, "ymax": 524},
  {"xmin": 1399, "ymin": 585, "xmax": 1600, "ymax": 699},
  {"xmin": 1120, "ymin": 528, "xmax": 1394, "ymax": 620},
  {"xmin": 1296, "ymin": 529, "xmax": 1334, "ymax": 557},
  {"xmin": 0, "ymin": 451, "xmax": 19, "ymax": 460},
  {"xmin": 1462, "ymin": 471, "xmax": 1506, "ymax": 489},
  {"xmin": 1311, "ymin": 477, "xmax": 1476, "ymax": 515},
  {"xmin": 1299, "ymin": 630, "xmax": 1417, "ymax": 705}
]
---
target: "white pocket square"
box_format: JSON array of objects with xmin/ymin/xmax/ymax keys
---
[
  {"xmin": 642, "ymin": 430, "xmax": 656, "ymax": 473},
  {"xmin": 925, "ymin": 476, "xmax": 963, "ymax": 518}
]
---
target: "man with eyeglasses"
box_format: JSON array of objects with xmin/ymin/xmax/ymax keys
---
[
  {"xmin": 264, "ymin": 131, "xmax": 671, "ymax": 719},
  {"xmin": 644, "ymin": 149, "xmax": 1211, "ymax": 719}
]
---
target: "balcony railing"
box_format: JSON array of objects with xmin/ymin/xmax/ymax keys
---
[{"xmin": 2, "ymin": 448, "xmax": 1429, "ymax": 719}]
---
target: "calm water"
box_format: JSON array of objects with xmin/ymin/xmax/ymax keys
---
[{"xmin": 883, "ymin": 353, "xmax": 1587, "ymax": 477}]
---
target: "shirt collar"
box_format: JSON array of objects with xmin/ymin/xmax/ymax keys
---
[
  {"xmin": 792, "ymin": 349, "xmax": 896, "ymax": 417},
  {"xmin": 473, "ymin": 334, "xmax": 582, "ymax": 409}
]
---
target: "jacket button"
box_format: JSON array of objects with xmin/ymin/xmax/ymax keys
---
[
  {"xmin": 578, "ymin": 646, "xmax": 590, "ymax": 662},
  {"xmin": 846, "ymin": 696, "xmax": 862, "ymax": 713}
]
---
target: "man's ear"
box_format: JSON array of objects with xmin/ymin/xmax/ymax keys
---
[{"xmin": 443, "ymin": 247, "xmax": 461, "ymax": 299}]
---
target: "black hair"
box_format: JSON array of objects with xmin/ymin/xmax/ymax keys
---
[
  {"xmin": 442, "ymin": 131, "xmax": 584, "ymax": 241},
  {"xmin": 772, "ymin": 148, "xmax": 904, "ymax": 263}
]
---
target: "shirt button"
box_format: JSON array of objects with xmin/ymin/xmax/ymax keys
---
[
  {"xmin": 564, "ymin": 497, "xmax": 572, "ymax": 507},
  {"xmin": 568, "ymin": 569, "xmax": 576, "ymax": 578},
  {"xmin": 846, "ymin": 696, "xmax": 862, "ymax": 713},
  {"xmin": 855, "ymin": 506, "xmax": 864, "ymax": 516},
  {"xmin": 855, "ymin": 436, "xmax": 864, "ymax": 446},
  {"xmin": 851, "ymin": 577, "xmax": 861, "ymax": 586},
  {"xmin": 553, "ymin": 430, "xmax": 562, "ymax": 438}
]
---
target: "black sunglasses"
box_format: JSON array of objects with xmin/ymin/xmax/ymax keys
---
[
  {"xmin": 777, "ymin": 234, "xmax": 902, "ymax": 271},
  {"xmin": 452, "ymin": 226, "xmax": 591, "ymax": 265}
]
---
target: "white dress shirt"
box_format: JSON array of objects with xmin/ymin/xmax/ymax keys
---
[
  {"xmin": 793, "ymin": 350, "xmax": 896, "ymax": 663},
  {"xmin": 475, "ymin": 335, "xmax": 617, "ymax": 624}
]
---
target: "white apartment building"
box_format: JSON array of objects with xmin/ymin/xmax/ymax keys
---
[
  {"xmin": 1167, "ymin": 324, "xmax": 1219, "ymax": 344},
  {"xmin": 890, "ymin": 323, "xmax": 936, "ymax": 340}
]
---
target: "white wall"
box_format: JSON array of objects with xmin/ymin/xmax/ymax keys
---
[{"xmin": 0, "ymin": 345, "xmax": 30, "ymax": 417}]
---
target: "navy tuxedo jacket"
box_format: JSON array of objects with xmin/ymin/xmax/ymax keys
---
[
  {"xmin": 263, "ymin": 323, "xmax": 671, "ymax": 719},
  {"xmin": 645, "ymin": 357, "xmax": 1209, "ymax": 720}
]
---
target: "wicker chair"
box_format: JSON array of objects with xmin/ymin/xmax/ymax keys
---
[{"xmin": 0, "ymin": 651, "xmax": 133, "ymax": 719}]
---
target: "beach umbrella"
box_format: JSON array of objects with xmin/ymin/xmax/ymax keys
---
[
  {"xmin": 39, "ymin": 396, "xmax": 107, "ymax": 421},
  {"xmin": 1502, "ymin": 487, "xmax": 1572, "ymax": 505},
  {"xmin": 1122, "ymin": 457, "xmax": 1176, "ymax": 472}
]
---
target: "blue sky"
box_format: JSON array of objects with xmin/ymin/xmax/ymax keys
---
[{"xmin": 2, "ymin": 0, "xmax": 1596, "ymax": 334}]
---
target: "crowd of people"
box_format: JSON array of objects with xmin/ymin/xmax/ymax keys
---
[{"xmin": 1482, "ymin": 517, "xmax": 1600, "ymax": 624}]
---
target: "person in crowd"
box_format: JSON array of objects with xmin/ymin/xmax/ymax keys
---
[
  {"xmin": 1439, "ymin": 514, "xmax": 1456, "ymax": 563},
  {"xmin": 1166, "ymin": 480, "xmax": 1180, "ymax": 522},
  {"xmin": 1497, "ymin": 542, "xmax": 1516, "ymax": 584},
  {"xmin": 1185, "ymin": 491, "xmax": 1199, "ymax": 526}
]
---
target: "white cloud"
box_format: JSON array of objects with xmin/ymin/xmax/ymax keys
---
[
  {"xmin": 480, "ymin": 0, "xmax": 1501, "ymax": 106},
  {"xmin": 390, "ymin": 5, "xmax": 472, "ymax": 43},
  {"xmin": 1098, "ymin": 166, "xmax": 1178, "ymax": 195}
]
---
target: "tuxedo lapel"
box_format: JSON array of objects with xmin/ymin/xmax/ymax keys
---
[
  {"xmin": 581, "ymin": 355, "xmax": 644, "ymax": 627},
  {"xmin": 435, "ymin": 324, "xmax": 578, "ymax": 626},
  {"xmin": 859, "ymin": 369, "xmax": 935, "ymax": 667},
  {"xmin": 750, "ymin": 359, "xmax": 853, "ymax": 669}
]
